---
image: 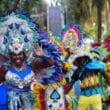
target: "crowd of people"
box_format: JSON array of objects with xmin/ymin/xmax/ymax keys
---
[{"xmin": 0, "ymin": 12, "xmax": 110, "ymax": 110}]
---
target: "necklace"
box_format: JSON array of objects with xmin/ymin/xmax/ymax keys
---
[
  {"xmin": 12, "ymin": 62, "xmax": 26, "ymax": 72},
  {"xmin": 15, "ymin": 66, "xmax": 23, "ymax": 72}
]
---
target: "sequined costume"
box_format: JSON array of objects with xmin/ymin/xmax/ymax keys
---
[
  {"xmin": 5, "ymin": 65, "xmax": 34, "ymax": 110},
  {"xmin": 0, "ymin": 12, "xmax": 53, "ymax": 110}
]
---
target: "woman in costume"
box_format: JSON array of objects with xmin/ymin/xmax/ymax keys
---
[{"xmin": 0, "ymin": 12, "xmax": 54, "ymax": 110}]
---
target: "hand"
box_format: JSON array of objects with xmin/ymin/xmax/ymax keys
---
[{"xmin": 34, "ymin": 43, "xmax": 44, "ymax": 57}]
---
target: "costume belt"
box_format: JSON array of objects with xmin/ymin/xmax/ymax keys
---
[{"xmin": 7, "ymin": 84, "xmax": 31, "ymax": 93}]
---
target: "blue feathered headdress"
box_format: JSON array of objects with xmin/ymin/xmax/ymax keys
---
[{"xmin": 0, "ymin": 12, "xmax": 39, "ymax": 55}]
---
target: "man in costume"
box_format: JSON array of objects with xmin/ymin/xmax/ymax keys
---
[{"xmin": 69, "ymin": 51, "xmax": 106, "ymax": 110}]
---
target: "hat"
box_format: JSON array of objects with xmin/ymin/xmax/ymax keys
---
[
  {"xmin": 61, "ymin": 22, "xmax": 83, "ymax": 49},
  {"xmin": 0, "ymin": 12, "xmax": 39, "ymax": 55},
  {"xmin": 68, "ymin": 52, "xmax": 92, "ymax": 69}
]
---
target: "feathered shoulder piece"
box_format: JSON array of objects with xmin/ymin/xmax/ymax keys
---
[{"xmin": 35, "ymin": 38, "xmax": 63, "ymax": 85}]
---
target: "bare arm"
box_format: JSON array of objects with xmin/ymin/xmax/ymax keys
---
[
  {"xmin": 31, "ymin": 56, "xmax": 54, "ymax": 70},
  {"xmin": 102, "ymin": 70, "xmax": 110, "ymax": 85},
  {"xmin": 31, "ymin": 44, "xmax": 54, "ymax": 70},
  {"xmin": 0, "ymin": 66, "xmax": 7, "ymax": 83}
]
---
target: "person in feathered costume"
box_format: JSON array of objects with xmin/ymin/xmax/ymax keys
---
[
  {"xmin": 67, "ymin": 47, "xmax": 110, "ymax": 110},
  {"xmin": 102, "ymin": 35, "xmax": 110, "ymax": 110},
  {"xmin": 32, "ymin": 31, "xmax": 68, "ymax": 110},
  {"xmin": 0, "ymin": 12, "xmax": 54, "ymax": 110},
  {"xmin": 101, "ymin": 53, "xmax": 110, "ymax": 110},
  {"xmin": 32, "ymin": 22, "xmax": 83, "ymax": 110},
  {"xmin": 61, "ymin": 22, "xmax": 83, "ymax": 110}
]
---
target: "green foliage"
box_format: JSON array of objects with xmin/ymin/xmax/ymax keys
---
[
  {"xmin": 0, "ymin": 3, "xmax": 5, "ymax": 13},
  {"xmin": 106, "ymin": 53, "xmax": 110, "ymax": 61},
  {"xmin": 106, "ymin": 29, "xmax": 110, "ymax": 36},
  {"xmin": 87, "ymin": 28, "xmax": 97, "ymax": 41},
  {"xmin": 0, "ymin": 0, "xmax": 42, "ymax": 14},
  {"xmin": 0, "ymin": 0, "xmax": 8, "ymax": 13},
  {"xmin": 20, "ymin": 0, "xmax": 42, "ymax": 12}
]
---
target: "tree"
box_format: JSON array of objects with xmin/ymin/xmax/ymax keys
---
[
  {"xmin": 0, "ymin": 0, "xmax": 20, "ymax": 14},
  {"xmin": 62, "ymin": 0, "xmax": 106, "ymax": 41},
  {"xmin": 92, "ymin": 0, "xmax": 105, "ymax": 41},
  {"xmin": 0, "ymin": 0, "xmax": 42, "ymax": 14}
]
